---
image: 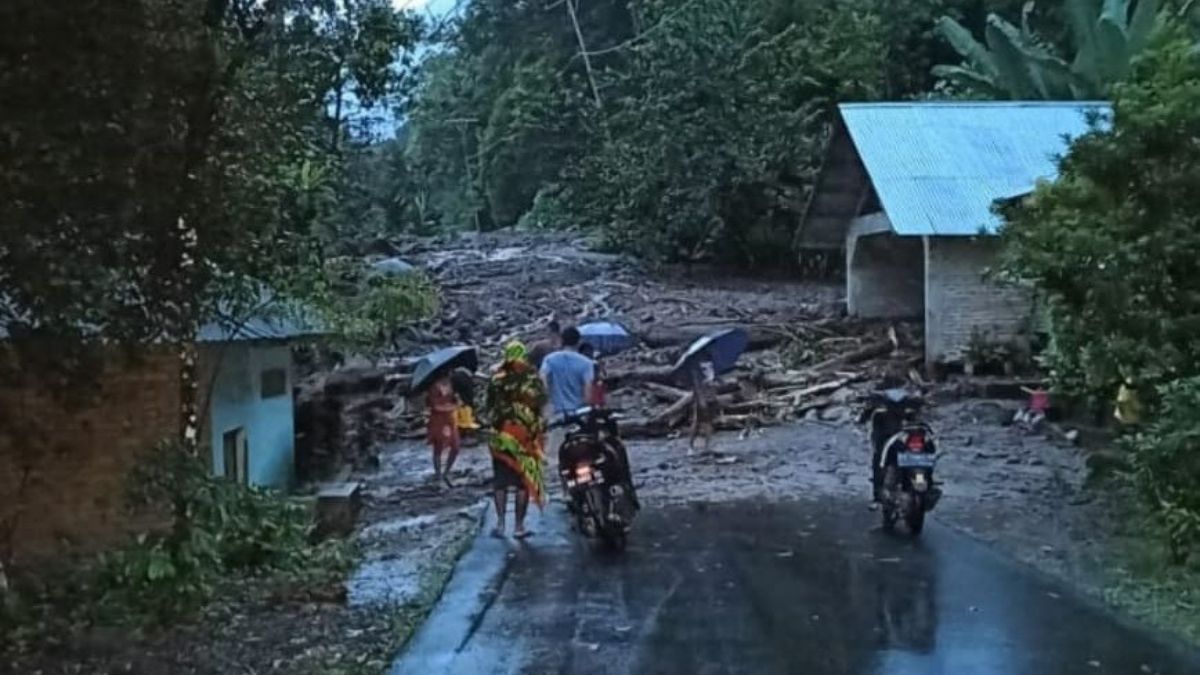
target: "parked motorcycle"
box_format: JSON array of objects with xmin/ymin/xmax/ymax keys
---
[
  {"xmin": 554, "ymin": 406, "xmax": 639, "ymax": 550},
  {"xmin": 859, "ymin": 389, "xmax": 942, "ymax": 535}
]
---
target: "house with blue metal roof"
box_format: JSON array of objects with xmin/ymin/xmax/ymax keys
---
[
  {"xmin": 799, "ymin": 101, "xmax": 1109, "ymax": 367},
  {"xmin": 198, "ymin": 306, "xmax": 321, "ymax": 489}
]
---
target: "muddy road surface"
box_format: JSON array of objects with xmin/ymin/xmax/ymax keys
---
[{"xmin": 391, "ymin": 500, "xmax": 1200, "ymax": 675}]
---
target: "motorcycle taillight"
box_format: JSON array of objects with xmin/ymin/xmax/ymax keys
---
[{"xmin": 906, "ymin": 433, "xmax": 926, "ymax": 451}]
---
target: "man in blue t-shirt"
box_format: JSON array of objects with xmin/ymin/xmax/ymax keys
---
[{"xmin": 540, "ymin": 326, "xmax": 594, "ymax": 425}]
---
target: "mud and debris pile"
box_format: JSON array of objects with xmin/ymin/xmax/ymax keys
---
[{"xmin": 297, "ymin": 231, "xmax": 925, "ymax": 476}]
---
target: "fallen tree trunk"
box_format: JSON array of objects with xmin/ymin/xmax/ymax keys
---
[
  {"xmin": 651, "ymin": 391, "xmax": 694, "ymax": 427},
  {"xmin": 639, "ymin": 324, "xmax": 786, "ymax": 351},
  {"xmin": 804, "ymin": 338, "xmax": 897, "ymax": 375},
  {"xmin": 607, "ymin": 366, "xmax": 678, "ymax": 388},
  {"xmin": 640, "ymin": 381, "xmax": 690, "ymax": 401},
  {"xmin": 618, "ymin": 417, "xmax": 673, "ymax": 438}
]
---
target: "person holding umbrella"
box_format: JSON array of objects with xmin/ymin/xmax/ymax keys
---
[
  {"xmin": 688, "ymin": 358, "xmax": 719, "ymax": 455},
  {"xmin": 412, "ymin": 346, "xmax": 479, "ymax": 488},
  {"xmin": 672, "ymin": 328, "xmax": 749, "ymax": 456},
  {"xmin": 426, "ymin": 373, "xmax": 460, "ymax": 487},
  {"xmin": 485, "ymin": 341, "xmax": 549, "ymax": 539},
  {"xmin": 578, "ymin": 343, "xmax": 607, "ymax": 409}
]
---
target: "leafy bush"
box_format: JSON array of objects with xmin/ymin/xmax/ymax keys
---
[
  {"xmin": 297, "ymin": 257, "xmax": 439, "ymax": 351},
  {"xmin": 1000, "ymin": 27, "xmax": 1200, "ymax": 404},
  {"xmin": 1123, "ymin": 377, "xmax": 1200, "ymax": 563},
  {"xmin": 0, "ymin": 443, "xmax": 354, "ymax": 629}
]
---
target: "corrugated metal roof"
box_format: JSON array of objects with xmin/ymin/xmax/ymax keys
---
[
  {"xmin": 0, "ymin": 297, "xmax": 321, "ymax": 343},
  {"xmin": 839, "ymin": 102, "xmax": 1110, "ymax": 236},
  {"xmin": 196, "ymin": 310, "xmax": 319, "ymax": 343}
]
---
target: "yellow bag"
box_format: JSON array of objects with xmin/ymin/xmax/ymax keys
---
[{"xmin": 455, "ymin": 405, "xmax": 480, "ymax": 431}]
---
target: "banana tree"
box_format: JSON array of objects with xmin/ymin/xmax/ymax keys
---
[{"xmin": 933, "ymin": 0, "xmax": 1164, "ymax": 99}]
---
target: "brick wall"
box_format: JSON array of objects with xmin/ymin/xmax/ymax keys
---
[
  {"xmin": 924, "ymin": 237, "xmax": 1032, "ymax": 364},
  {"xmin": 847, "ymin": 229, "xmax": 924, "ymax": 319},
  {"xmin": 0, "ymin": 349, "xmax": 182, "ymax": 564}
]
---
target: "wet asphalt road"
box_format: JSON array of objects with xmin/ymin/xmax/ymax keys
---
[{"xmin": 391, "ymin": 499, "xmax": 1200, "ymax": 675}]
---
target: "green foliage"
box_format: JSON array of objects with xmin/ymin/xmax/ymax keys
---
[
  {"xmin": 96, "ymin": 442, "xmax": 353, "ymax": 622},
  {"xmin": 1123, "ymin": 377, "xmax": 1200, "ymax": 562},
  {"xmin": 395, "ymin": 0, "xmax": 1058, "ymax": 267},
  {"xmin": 0, "ymin": 0, "xmax": 425, "ymax": 370},
  {"xmin": 296, "ymin": 258, "xmax": 439, "ymax": 351},
  {"xmin": 1003, "ymin": 28, "xmax": 1200, "ymax": 562},
  {"xmin": 561, "ymin": 0, "xmax": 889, "ymax": 266},
  {"xmin": 1001, "ymin": 27, "xmax": 1200, "ymax": 402},
  {"xmin": 933, "ymin": 0, "xmax": 1176, "ymax": 98}
]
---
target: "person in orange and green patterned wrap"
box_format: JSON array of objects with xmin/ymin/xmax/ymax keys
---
[{"xmin": 485, "ymin": 340, "xmax": 549, "ymax": 539}]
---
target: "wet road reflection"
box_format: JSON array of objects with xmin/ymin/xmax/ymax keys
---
[{"xmin": 393, "ymin": 499, "xmax": 1200, "ymax": 675}]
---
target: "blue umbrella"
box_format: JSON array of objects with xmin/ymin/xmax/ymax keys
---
[
  {"xmin": 411, "ymin": 346, "xmax": 478, "ymax": 393},
  {"xmin": 672, "ymin": 328, "xmax": 749, "ymax": 379},
  {"xmin": 579, "ymin": 321, "xmax": 635, "ymax": 356}
]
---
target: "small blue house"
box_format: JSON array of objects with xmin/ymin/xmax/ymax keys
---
[{"xmin": 198, "ymin": 311, "xmax": 319, "ymax": 489}]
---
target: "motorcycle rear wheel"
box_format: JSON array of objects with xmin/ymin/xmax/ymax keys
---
[
  {"xmin": 601, "ymin": 529, "xmax": 627, "ymax": 552},
  {"xmin": 905, "ymin": 496, "xmax": 926, "ymax": 535},
  {"xmin": 880, "ymin": 467, "xmax": 899, "ymax": 532}
]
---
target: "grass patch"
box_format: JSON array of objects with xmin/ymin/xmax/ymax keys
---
[{"xmin": 1102, "ymin": 506, "xmax": 1200, "ymax": 645}]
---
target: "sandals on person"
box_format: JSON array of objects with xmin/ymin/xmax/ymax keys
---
[{"xmin": 513, "ymin": 529, "xmax": 533, "ymax": 540}]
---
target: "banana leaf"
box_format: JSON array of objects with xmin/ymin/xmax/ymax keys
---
[
  {"xmin": 936, "ymin": 16, "xmax": 1000, "ymax": 78},
  {"xmin": 930, "ymin": 65, "xmax": 1008, "ymax": 98},
  {"xmin": 1127, "ymin": 0, "xmax": 1162, "ymax": 55},
  {"xmin": 986, "ymin": 16, "xmax": 1045, "ymax": 99},
  {"xmin": 1067, "ymin": 0, "xmax": 1104, "ymax": 82}
]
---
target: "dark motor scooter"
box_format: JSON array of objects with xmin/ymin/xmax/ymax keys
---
[
  {"xmin": 859, "ymin": 389, "xmax": 942, "ymax": 535},
  {"xmin": 554, "ymin": 406, "xmax": 639, "ymax": 550}
]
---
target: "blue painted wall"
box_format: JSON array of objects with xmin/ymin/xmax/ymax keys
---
[{"xmin": 205, "ymin": 343, "xmax": 295, "ymax": 488}]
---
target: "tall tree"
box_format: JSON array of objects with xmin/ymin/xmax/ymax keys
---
[{"xmin": 0, "ymin": 0, "xmax": 424, "ymax": 438}]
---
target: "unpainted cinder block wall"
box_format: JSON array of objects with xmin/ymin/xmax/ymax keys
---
[
  {"xmin": 0, "ymin": 350, "xmax": 182, "ymax": 564},
  {"xmin": 924, "ymin": 237, "xmax": 1032, "ymax": 364},
  {"xmin": 846, "ymin": 232, "xmax": 924, "ymax": 319}
]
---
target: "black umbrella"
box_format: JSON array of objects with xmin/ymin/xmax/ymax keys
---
[
  {"xmin": 670, "ymin": 328, "xmax": 749, "ymax": 382},
  {"xmin": 411, "ymin": 346, "xmax": 478, "ymax": 393}
]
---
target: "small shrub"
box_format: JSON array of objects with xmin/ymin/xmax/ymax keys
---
[
  {"xmin": 1123, "ymin": 377, "xmax": 1200, "ymax": 563},
  {"xmin": 8, "ymin": 442, "xmax": 354, "ymax": 628}
]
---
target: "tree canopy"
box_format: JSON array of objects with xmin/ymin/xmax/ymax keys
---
[
  {"xmin": 0, "ymin": 0, "xmax": 431, "ymax": 375},
  {"xmin": 391, "ymin": 0, "xmax": 1051, "ymax": 266},
  {"xmin": 1000, "ymin": 25, "xmax": 1200, "ymax": 401}
]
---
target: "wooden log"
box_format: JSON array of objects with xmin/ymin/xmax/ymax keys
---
[
  {"xmin": 607, "ymin": 366, "xmax": 679, "ymax": 388},
  {"xmin": 618, "ymin": 417, "xmax": 673, "ymax": 438},
  {"xmin": 803, "ymin": 338, "xmax": 896, "ymax": 375},
  {"xmin": 641, "ymin": 381, "xmax": 690, "ymax": 401},
  {"xmin": 786, "ymin": 377, "xmax": 859, "ymax": 404},
  {"xmin": 639, "ymin": 324, "xmax": 786, "ymax": 351},
  {"xmin": 651, "ymin": 391, "xmax": 694, "ymax": 427}
]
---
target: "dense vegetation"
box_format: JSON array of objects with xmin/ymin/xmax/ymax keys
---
[
  {"xmin": 1001, "ymin": 25, "xmax": 1200, "ymax": 559},
  {"xmin": 360, "ymin": 0, "xmax": 1050, "ymax": 265},
  {"xmin": 0, "ymin": 0, "xmax": 432, "ymax": 629},
  {"xmin": 0, "ymin": 0, "xmax": 434, "ymax": 382}
]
